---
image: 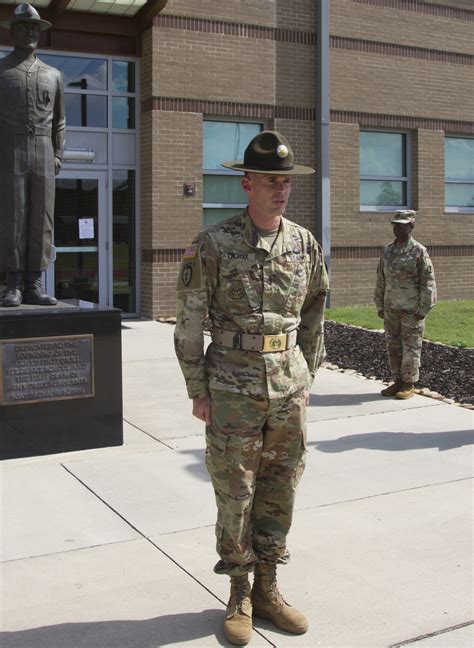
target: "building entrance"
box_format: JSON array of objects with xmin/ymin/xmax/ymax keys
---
[{"xmin": 45, "ymin": 170, "xmax": 108, "ymax": 306}]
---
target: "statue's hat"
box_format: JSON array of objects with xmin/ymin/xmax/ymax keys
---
[{"xmin": 2, "ymin": 3, "xmax": 52, "ymax": 31}]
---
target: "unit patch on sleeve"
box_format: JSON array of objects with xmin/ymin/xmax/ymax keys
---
[{"xmin": 181, "ymin": 262, "xmax": 193, "ymax": 286}]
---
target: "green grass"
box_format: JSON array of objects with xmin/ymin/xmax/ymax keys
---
[{"xmin": 326, "ymin": 300, "xmax": 474, "ymax": 348}]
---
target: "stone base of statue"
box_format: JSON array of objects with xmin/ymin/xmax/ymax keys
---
[{"xmin": 0, "ymin": 300, "xmax": 123, "ymax": 459}]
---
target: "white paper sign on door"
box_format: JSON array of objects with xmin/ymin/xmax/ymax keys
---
[{"xmin": 79, "ymin": 218, "xmax": 94, "ymax": 240}]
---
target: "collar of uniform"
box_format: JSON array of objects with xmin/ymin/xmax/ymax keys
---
[
  {"xmin": 241, "ymin": 209, "xmax": 262, "ymax": 249},
  {"xmin": 266, "ymin": 217, "xmax": 298, "ymax": 259},
  {"xmin": 241, "ymin": 209, "xmax": 295, "ymax": 258},
  {"xmin": 390, "ymin": 236, "xmax": 415, "ymax": 254},
  {"xmin": 12, "ymin": 51, "xmax": 38, "ymax": 71}
]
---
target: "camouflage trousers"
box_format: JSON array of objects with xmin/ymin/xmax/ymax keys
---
[
  {"xmin": 384, "ymin": 309, "xmax": 425, "ymax": 383},
  {"xmin": 205, "ymin": 387, "xmax": 307, "ymax": 576}
]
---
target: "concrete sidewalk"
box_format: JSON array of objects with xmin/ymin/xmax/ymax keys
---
[{"xmin": 1, "ymin": 321, "xmax": 473, "ymax": 648}]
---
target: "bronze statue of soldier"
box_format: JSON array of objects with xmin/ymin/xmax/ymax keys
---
[{"xmin": 0, "ymin": 3, "xmax": 65, "ymax": 307}]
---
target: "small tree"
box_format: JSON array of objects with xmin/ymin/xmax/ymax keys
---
[{"xmin": 376, "ymin": 181, "xmax": 402, "ymax": 206}]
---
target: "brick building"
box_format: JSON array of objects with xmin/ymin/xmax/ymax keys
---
[{"xmin": 0, "ymin": 0, "xmax": 472, "ymax": 317}]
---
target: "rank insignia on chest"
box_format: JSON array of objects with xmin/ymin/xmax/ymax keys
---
[
  {"xmin": 181, "ymin": 262, "xmax": 193, "ymax": 286},
  {"xmin": 229, "ymin": 283, "xmax": 246, "ymax": 300}
]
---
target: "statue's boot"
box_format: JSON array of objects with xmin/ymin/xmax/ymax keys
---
[
  {"xmin": 23, "ymin": 272, "xmax": 58, "ymax": 306},
  {"xmin": 2, "ymin": 272, "xmax": 23, "ymax": 307},
  {"xmin": 224, "ymin": 574, "xmax": 253, "ymax": 646},
  {"xmin": 395, "ymin": 382, "xmax": 415, "ymax": 400},
  {"xmin": 381, "ymin": 379, "xmax": 403, "ymax": 397},
  {"xmin": 252, "ymin": 563, "xmax": 308, "ymax": 634}
]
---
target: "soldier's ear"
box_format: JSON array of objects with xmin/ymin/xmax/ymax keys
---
[{"xmin": 241, "ymin": 175, "xmax": 252, "ymax": 193}]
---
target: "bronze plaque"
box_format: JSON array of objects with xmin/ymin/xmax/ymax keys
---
[{"xmin": 0, "ymin": 335, "xmax": 94, "ymax": 406}]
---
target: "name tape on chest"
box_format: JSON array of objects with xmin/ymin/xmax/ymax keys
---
[{"xmin": 225, "ymin": 252, "xmax": 256, "ymax": 261}]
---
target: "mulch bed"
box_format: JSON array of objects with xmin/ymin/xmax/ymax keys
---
[{"xmin": 324, "ymin": 320, "xmax": 474, "ymax": 407}]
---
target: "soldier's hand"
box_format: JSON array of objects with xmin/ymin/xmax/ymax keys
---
[
  {"xmin": 377, "ymin": 309, "xmax": 384, "ymax": 319},
  {"xmin": 304, "ymin": 390, "xmax": 310, "ymax": 406},
  {"xmin": 192, "ymin": 396, "xmax": 211, "ymax": 424},
  {"xmin": 54, "ymin": 157, "xmax": 62, "ymax": 175}
]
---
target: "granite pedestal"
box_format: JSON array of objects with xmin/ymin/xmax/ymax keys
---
[{"xmin": 0, "ymin": 300, "xmax": 123, "ymax": 460}]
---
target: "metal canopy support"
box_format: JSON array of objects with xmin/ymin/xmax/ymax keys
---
[{"xmin": 316, "ymin": 0, "xmax": 331, "ymax": 304}]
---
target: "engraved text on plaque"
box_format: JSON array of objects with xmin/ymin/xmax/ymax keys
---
[{"xmin": 0, "ymin": 335, "xmax": 94, "ymax": 405}]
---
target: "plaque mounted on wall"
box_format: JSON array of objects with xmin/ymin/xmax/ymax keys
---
[{"xmin": 0, "ymin": 334, "xmax": 94, "ymax": 406}]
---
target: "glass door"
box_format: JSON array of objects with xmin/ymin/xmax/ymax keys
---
[{"xmin": 46, "ymin": 170, "xmax": 108, "ymax": 306}]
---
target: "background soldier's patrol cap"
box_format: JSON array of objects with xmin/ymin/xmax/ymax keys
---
[
  {"xmin": 391, "ymin": 210, "xmax": 416, "ymax": 224},
  {"xmin": 2, "ymin": 3, "xmax": 52, "ymax": 31},
  {"xmin": 222, "ymin": 130, "xmax": 315, "ymax": 175}
]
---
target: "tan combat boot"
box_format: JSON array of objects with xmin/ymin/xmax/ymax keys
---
[
  {"xmin": 395, "ymin": 382, "xmax": 415, "ymax": 399},
  {"xmin": 381, "ymin": 379, "xmax": 403, "ymax": 397},
  {"xmin": 223, "ymin": 574, "xmax": 253, "ymax": 646},
  {"xmin": 252, "ymin": 563, "xmax": 308, "ymax": 634}
]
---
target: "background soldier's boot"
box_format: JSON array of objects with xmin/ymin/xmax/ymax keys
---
[
  {"xmin": 223, "ymin": 574, "xmax": 253, "ymax": 646},
  {"xmin": 2, "ymin": 272, "xmax": 23, "ymax": 307},
  {"xmin": 395, "ymin": 382, "xmax": 415, "ymax": 399},
  {"xmin": 252, "ymin": 563, "xmax": 308, "ymax": 635},
  {"xmin": 381, "ymin": 379, "xmax": 403, "ymax": 397},
  {"xmin": 23, "ymin": 272, "xmax": 58, "ymax": 306}
]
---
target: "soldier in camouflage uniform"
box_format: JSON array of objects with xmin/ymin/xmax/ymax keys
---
[
  {"xmin": 174, "ymin": 131, "xmax": 328, "ymax": 645},
  {"xmin": 374, "ymin": 210, "xmax": 437, "ymax": 400}
]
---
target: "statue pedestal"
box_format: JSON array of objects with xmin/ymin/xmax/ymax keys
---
[{"xmin": 0, "ymin": 300, "xmax": 123, "ymax": 460}]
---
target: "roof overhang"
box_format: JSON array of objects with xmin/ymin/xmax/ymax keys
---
[{"xmin": 0, "ymin": 0, "xmax": 167, "ymax": 54}]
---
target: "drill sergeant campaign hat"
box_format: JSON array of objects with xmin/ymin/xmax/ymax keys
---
[
  {"xmin": 2, "ymin": 3, "xmax": 52, "ymax": 31},
  {"xmin": 222, "ymin": 130, "xmax": 315, "ymax": 175},
  {"xmin": 391, "ymin": 210, "xmax": 416, "ymax": 225}
]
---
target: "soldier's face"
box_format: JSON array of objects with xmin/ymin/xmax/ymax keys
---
[
  {"xmin": 393, "ymin": 222, "xmax": 413, "ymax": 242},
  {"xmin": 10, "ymin": 22, "xmax": 40, "ymax": 51},
  {"xmin": 242, "ymin": 173, "xmax": 292, "ymax": 217}
]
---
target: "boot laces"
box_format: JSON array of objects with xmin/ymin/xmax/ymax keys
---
[
  {"xmin": 27, "ymin": 277, "xmax": 45, "ymax": 295},
  {"xmin": 258, "ymin": 566, "xmax": 285, "ymax": 606},
  {"xmin": 231, "ymin": 576, "xmax": 249, "ymax": 611}
]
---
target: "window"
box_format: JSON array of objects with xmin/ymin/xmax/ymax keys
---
[
  {"xmin": 360, "ymin": 130, "xmax": 410, "ymax": 210},
  {"xmin": 445, "ymin": 136, "xmax": 474, "ymax": 212},
  {"xmin": 203, "ymin": 120, "xmax": 262, "ymax": 227}
]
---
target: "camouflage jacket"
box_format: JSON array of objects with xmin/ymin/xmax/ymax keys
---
[
  {"xmin": 374, "ymin": 237, "xmax": 437, "ymax": 317},
  {"xmin": 174, "ymin": 210, "xmax": 329, "ymax": 400}
]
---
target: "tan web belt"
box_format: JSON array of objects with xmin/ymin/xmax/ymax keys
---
[{"xmin": 211, "ymin": 327, "xmax": 297, "ymax": 353}]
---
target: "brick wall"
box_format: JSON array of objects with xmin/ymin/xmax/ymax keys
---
[
  {"xmin": 140, "ymin": 0, "xmax": 318, "ymax": 318},
  {"xmin": 138, "ymin": 0, "xmax": 473, "ymax": 317},
  {"xmin": 328, "ymin": 0, "xmax": 474, "ymax": 308}
]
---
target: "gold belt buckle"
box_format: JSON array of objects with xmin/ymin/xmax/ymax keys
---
[{"xmin": 262, "ymin": 334, "xmax": 287, "ymax": 352}]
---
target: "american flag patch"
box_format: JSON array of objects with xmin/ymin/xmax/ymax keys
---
[{"xmin": 182, "ymin": 244, "xmax": 197, "ymax": 259}]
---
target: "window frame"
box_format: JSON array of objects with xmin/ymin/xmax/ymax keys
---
[
  {"xmin": 444, "ymin": 134, "xmax": 474, "ymax": 214},
  {"xmin": 359, "ymin": 127, "xmax": 412, "ymax": 212},
  {"xmin": 203, "ymin": 117, "xmax": 265, "ymax": 226}
]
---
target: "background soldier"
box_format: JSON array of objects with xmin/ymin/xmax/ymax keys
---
[
  {"xmin": 0, "ymin": 3, "xmax": 65, "ymax": 307},
  {"xmin": 175, "ymin": 131, "xmax": 328, "ymax": 645},
  {"xmin": 374, "ymin": 210, "xmax": 437, "ymax": 399}
]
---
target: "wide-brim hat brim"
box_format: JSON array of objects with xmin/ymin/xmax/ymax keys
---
[
  {"xmin": 222, "ymin": 161, "xmax": 315, "ymax": 175},
  {"xmin": 391, "ymin": 218, "xmax": 414, "ymax": 224},
  {"xmin": 1, "ymin": 17, "xmax": 52, "ymax": 31}
]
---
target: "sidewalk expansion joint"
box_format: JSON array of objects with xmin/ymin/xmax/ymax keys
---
[
  {"xmin": 123, "ymin": 418, "xmax": 175, "ymax": 449},
  {"xmin": 307, "ymin": 402, "xmax": 442, "ymax": 424},
  {"xmin": 0, "ymin": 538, "xmax": 139, "ymax": 564},
  {"xmin": 60, "ymin": 464, "xmax": 275, "ymax": 646},
  {"xmin": 297, "ymin": 476, "xmax": 474, "ymax": 512},
  {"xmin": 390, "ymin": 619, "xmax": 474, "ymax": 646}
]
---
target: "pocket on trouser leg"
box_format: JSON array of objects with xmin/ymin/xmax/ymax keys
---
[{"xmin": 205, "ymin": 423, "xmax": 229, "ymax": 491}]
